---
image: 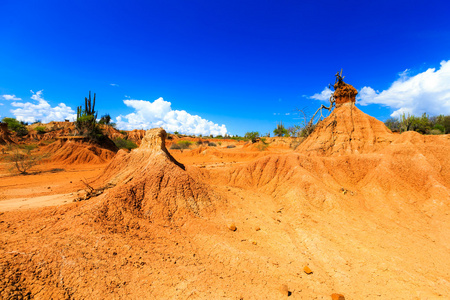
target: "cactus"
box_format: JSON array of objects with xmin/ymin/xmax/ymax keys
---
[{"xmin": 76, "ymin": 91, "xmax": 99, "ymax": 136}]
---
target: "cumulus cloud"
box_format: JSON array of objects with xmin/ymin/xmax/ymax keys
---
[
  {"xmin": 116, "ymin": 97, "xmax": 227, "ymax": 136},
  {"xmin": 10, "ymin": 90, "xmax": 76, "ymax": 123},
  {"xmin": 357, "ymin": 60, "xmax": 450, "ymax": 117},
  {"xmin": 2, "ymin": 94, "xmax": 22, "ymax": 101},
  {"xmin": 309, "ymin": 87, "xmax": 333, "ymax": 102}
]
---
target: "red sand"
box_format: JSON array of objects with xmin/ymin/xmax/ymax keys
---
[{"xmin": 1, "ymin": 105, "xmax": 449, "ymax": 299}]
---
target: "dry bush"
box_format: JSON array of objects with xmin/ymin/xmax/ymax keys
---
[{"xmin": 9, "ymin": 148, "xmax": 49, "ymax": 175}]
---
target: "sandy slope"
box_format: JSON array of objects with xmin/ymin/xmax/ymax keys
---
[{"xmin": 1, "ymin": 106, "xmax": 449, "ymax": 299}]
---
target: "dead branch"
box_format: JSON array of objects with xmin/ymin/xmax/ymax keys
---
[{"xmin": 80, "ymin": 178, "xmax": 95, "ymax": 193}]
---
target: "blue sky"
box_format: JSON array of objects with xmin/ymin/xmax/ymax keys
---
[{"xmin": 1, "ymin": 0, "xmax": 450, "ymax": 136}]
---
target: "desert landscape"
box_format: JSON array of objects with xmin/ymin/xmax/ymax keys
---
[{"xmin": 1, "ymin": 77, "xmax": 449, "ymax": 300}]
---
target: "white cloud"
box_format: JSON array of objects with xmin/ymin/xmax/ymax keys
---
[
  {"xmin": 10, "ymin": 90, "xmax": 76, "ymax": 123},
  {"xmin": 310, "ymin": 87, "xmax": 333, "ymax": 102},
  {"xmin": 110, "ymin": 83, "xmax": 119, "ymax": 87},
  {"xmin": 357, "ymin": 60, "xmax": 450, "ymax": 117},
  {"xmin": 116, "ymin": 97, "xmax": 228, "ymax": 136},
  {"xmin": 2, "ymin": 94, "xmax": 22, "ymax": 101}
]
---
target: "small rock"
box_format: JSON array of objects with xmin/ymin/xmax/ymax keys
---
[
  {"xmin": 255, "ymin": 226, "xmax": 261, "ymax": 231},
  {"xmin": 303, "ymin": 266, "xmax": 313, "ymax": 274},
  {"xmin": 331, "ymin": 293, "xmax": 345, "ymax": 300},
  {"xmin": 279, "ymin": 284, "xmax": 291, "ymax": 296},
  {"xmin": 252, "ymin": 241, "xmax": 257, "ymax": 245},
  {"xmin": 228, "ymin": 223, "xmax": 237, "ymax": 231}
]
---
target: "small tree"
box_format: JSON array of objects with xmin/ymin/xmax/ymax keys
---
[
  {"xmin": 244, "ymin": 131, "xmax": 260, "ymax": 143},
  {"xmin": 9, "ymin": 148, "xmax": 48, "ymax": 175},
  {"xmin": 2, "ymin": 117, "xmax": 28, "ymax": 137},
  {"xmin": 99, "ymin": 114, "xmax": 111, "ymax": 125},
  {"xmin": 384, "ymin": 117, "xmax": 401, "ymax": 132}
]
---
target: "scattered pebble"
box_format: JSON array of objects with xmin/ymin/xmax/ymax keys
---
[
  {"xmin": 228, "ymin": 223, "xmax": 237, "ymax": 231},
  {"xmin": 331, "ymin": 293, "xmax": 345, "ymax": 300},
  {"xmin": 279, "ymin": 284, "xmax": 291, "ymax": 296},
  {"xmin": 304, "ymin": 266, "xmax": 313, "ymax": 274},
  {"xmin": 255, "ymin": 226, "xmax": 261, "ymax": 231}
]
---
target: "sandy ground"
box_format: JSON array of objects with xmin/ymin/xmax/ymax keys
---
[
  {"xmin": 1, "ymin": 125, "xmax": 449, "ymax": 299},
  {"xmin": 0, "ymin": 164, "xmax": 106, "ymax": 211}
]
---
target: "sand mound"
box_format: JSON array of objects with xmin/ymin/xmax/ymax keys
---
[
  {"xmin": 43, "ymin": 137, "xmax": 117, "ymax": 164},
  {"xmin": 298, "ymin": 78, "xmax": 393, "ymax": 156},
  {"xmin": 297, "ymin": 103, "xmax": 394, "ymax": 155},
  {"xmin": 0, "ymin": 123, "xmax": 14, "ymax": 145},
  {"xmin": 96, "ymin": 128, "xmax": 217, "ymax": 225}
]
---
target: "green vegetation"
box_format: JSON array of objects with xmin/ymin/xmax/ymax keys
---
[
  {"xmin": 98, "ymin": 114, "xmax": 111, "ymax": 125},
  {"xmin": 384, "ymin": 113, "xmax": 450, "ymax": 134},
  {"xmin": 244, "ymin": 131, "xmax": 260, "ymax": 143},
  {"xmin": 255, "ymin": 138, "xmax": 269, "ymax": 151},
  {"xmin": 35, "ymin": 126, "xmax": 46, "ymax": 134},
  {"xmin": 76, "ymin": 91, "xmax": 100, "ymax": 138},
  {"xmin": 208, "ymin": 142, "xmax": 217, "ymax": 147},
  {"xmin": 99, "ymin": 114, "xmax": 117, "ymax": 128},
  {"xmin": 2, "ymin": 117, "xmax": 28, "ymax": 137},
  {"xmin": 113, "ymin": 138, "xmax": 137, "ymax": 150},
  {"xmin": 177, "ymin": 140, "xmax": 192, "ymax": 149},
  {"xmin": 273, "ymin": 122, "xmax": 288, "ymax": 137},
  {"xmin": 75, "ymin": 91, "xmax": 111, "ymax": 143}
]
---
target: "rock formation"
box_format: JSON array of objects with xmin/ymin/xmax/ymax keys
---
[
  {"xmin": 333, "ymin": 74, "xmax": 358, "ymax": 106},
  {"xmin": 96, "ymin": 128, "xmax": 217, "ymax": 225},
  {"xmin": 0, "ymin": 122, "xmax": 14, "ymax": 145},
  {"xmin": 298, "ymin": 76, "xmax": 393, "ymax": 155}
]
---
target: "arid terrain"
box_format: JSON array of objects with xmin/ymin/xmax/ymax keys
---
[{"xmin": 1, "ymin": 94, "xmax": 450, "ymax": 299}]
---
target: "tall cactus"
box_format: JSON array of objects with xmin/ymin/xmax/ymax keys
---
[{"xmin": 76, "ymin": 91, "xmax": 98, "ymax": 136}]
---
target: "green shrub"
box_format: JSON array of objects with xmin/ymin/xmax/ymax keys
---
[
  {"xmin": 177, "ymin": 140, "xmax": 192, "ymax": 149},
  {"xmin": 208, "ymin": 142, "xmax": 217, "ymax": 147},
  {"xmin": 273, "ymin": 122, "xmax": 288, "ymax": 137},
  {"xmin": 432, "ymin": 124, "xmax": 445, "ymax": 133},
  {"xmin": 170, "ymin": 143, "xmax": 181, "ymax": 150},
  {"xmin": 2, "ymin": 117, "xmax": 28, "ymax": 136},
  {"xmin": 20, "ymin": 144, "xmax": 38, "ymax": 151},
  {"xmin": 113, "ymin": 138, "xmax": 137, "ymax": 150},
  {"xmin": 35, "ymin": 126, "xmax": 46, "ymax": 134},
  {"xmin": 384, "ymin": 118, "xmax": 401, "ymax": 132},
  {"xmin": 98, "ymin": 114, "xmax": 111, "ymax": 125},
  {"xmin": 429, "ymin": 129, "xmax": 443, "ymax": 135},
  {"xmin": 244, "ymin": 131, "xmax": 260, "ymax": 143}
]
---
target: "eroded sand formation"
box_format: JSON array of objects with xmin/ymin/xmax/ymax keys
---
[
  {"xmin": 1, "ymin": 79, "xmax": 449, "ymax": 299},
  {"xmin": 0, "ymin": 123, "xmax": 14, "ymax": 145}
]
